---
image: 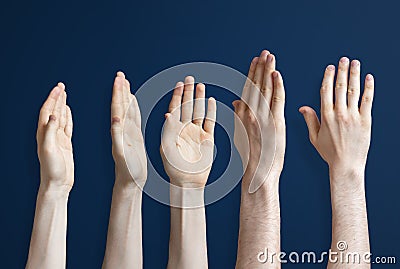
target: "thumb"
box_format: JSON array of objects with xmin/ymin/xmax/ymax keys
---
[
  {"xmin": 44, "ymin": 115, "xmax": 58, "ymax": 146},
  {"xmin": 232, "ymin": 100, "xmax": 245, "ymax": 114},
  {"xmin": 299, "ymin": 106, "xmax": 320, "ymax": 144}
]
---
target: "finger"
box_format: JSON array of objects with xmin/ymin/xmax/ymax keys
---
[
  {"xmin": 360, "ymin": 74, "xmax": 374, "ymax": 117},
  {"xmin": 111, "ymin": 74, "xmax": 125, "ymax": 123},
  {"xmin": 232, "ymin": 100, "xmax": 246, "ymax": 117},
  {"xmin": 39, "ymin": 83, "xmax": 63, "ymax": 126},
  {"xmin": 270, "ymin": 71, "xmax": 285, "ymax": 120},
  {"xmin": 320, "ymin": 65, "xmax": 335, "ymax": 113},
  {"xmin": 299, "ymin": 106, "xmax": 320, "ymax": 144},
  {"xmin": 168, "ymin": 81, "xmax": 184, "ymax": 120},
  {"xmin": 335, "ymin": 57, "xmax": 350, "ymax": 110},
  {"xmin": 116, "ymin": 71, "xmax": 125, "ymax": 79},
  {"xmin": 248, "ymin": 50, "xmax": 269, "ymax": 111},
  {"xmin": 65, "ymin": 105, "xmax": 73, "ymax": 137},
  {"xmin": 122, "ymin": 75, "xmax": 131, "ymax": 112},
  {"xmin": 53, "ymin": 86, "xmax": 65, "ymax": 128},
  {"xmin": 193, "ymin": 83, "xmax": 206, "ymax": 126},
  {"xmin": 348, "ymin": 60, "xmax": 361, "ymax": 110},
  {"xmin": 242, "ymin": 57, "xmax": 259, "ymax": 104},
  {"xmin": 181, "ymin": 76, "xmax": 195, "ymax": 123},
  {"xmin": 204, "ymin": 97, "xmax": 216, "ymax": 135},
  {"xmin": 131, "ymin": 94, "xmax": 141, "ymax": 127},
  {"xmin": 261, "ymin": 54, "xmax": 276, "ymax": 105},
  {"xmin": 44, "ymin": 115, "xmax": 58, "ymax": 146},
  {"xmin": 59, "ymin": 91, "xmax": 67, "ymax": 129}
]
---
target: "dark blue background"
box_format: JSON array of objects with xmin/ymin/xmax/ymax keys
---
[{"xmin": 1, "ymin": 0, "xmax": 399, "ymax": 268}]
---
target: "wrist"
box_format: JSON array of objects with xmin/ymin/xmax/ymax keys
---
[
  {"xmin": 169, "ymin": 177, "xmax": 207, "ymax": 189},
  {"xmin": 114, "ymin": 166, "xmax": 146, "ymax": 190},
  {"xmin": 169, "ymin": 184, "xmax": 205, "ymax": 208},
  {"xmin": 329, "ymin": 165, "xmax": 366, "ymax": 203},
  {"xmin": 242, "ymin": 166, "xmax": 280, "ymax": 192},
  {"xmin": 113, "ymin": 183, "xmax": 143, "ymax": 199},
  {"xmin": 37, "ymin": 186, "xmax": 70, "ymax": 200},
  {"xmin": 329, "ymin": 162, "xmax": 365, "ymax": 176},
  {"xmin": 329, "ymin": 164, "xmax": 365, "ymax": 186}
]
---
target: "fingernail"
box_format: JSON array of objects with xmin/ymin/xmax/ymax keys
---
[
  {"xmin": 327, "ymin": 65, "xmax": 335, "ymax": 71},
  {"xmin": 351, "ymin": 60, "xmax": 360, "ymax": 67},
  {"xmin": 273, "ymin": 71, "xmax": 279, "ymax": 78},
  {"xmin": 261, "ymin": 49, "xmax": 269, "ymax": 55},
  {"xmin": 366, "ymin": 74, "xmax": 374, "ymax": 80},
  {"xmin": 340, "ymin": 57, "xmax": 349, "ymax": 63},
  {"xmin": 49, "ymin": 115, "xmax": 56, "ymax": 121},
  {"xmin": 267, "ymin": 54, "xmax": 274, "ymax": 62}
]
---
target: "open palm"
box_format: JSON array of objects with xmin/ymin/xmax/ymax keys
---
[{"xmin": 161, "ymin": 76, "xmax": 216, "ymax": 188}]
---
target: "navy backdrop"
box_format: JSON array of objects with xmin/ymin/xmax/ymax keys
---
[{"xmin": 1, "ymin": 0, "xmax": 399, "ymax": 268}]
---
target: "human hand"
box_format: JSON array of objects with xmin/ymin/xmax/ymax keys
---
[
  {"xmin": 160, "ymin": 76, "xmax": 216, "ymax": 188},
  {"xmin": 233, "ymin": 50, "xmax": 286, "ymax": 193},
  {"xmin": 111, "ymin": 72, "xmax": 147, "ymax": 189},
  {"xmin": 36, "ymin": 83, "xmax": 74, "ymax": 192},
  {"xmin": 299, "ymin": 57, "xmax": 374, "ymax": 173}
]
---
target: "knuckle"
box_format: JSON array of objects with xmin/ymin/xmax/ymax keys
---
[
  {"xmin": 362, "ymin": 96, "xmax": 372, "ymax": 103},
  {"xmin": 253, "ymin": 83, "xmax": 262, "ymax": 91},
  {"xmin": 320, "ymin": 84, "xmax": 331, "ymax": 94},
  {"xmin": 336, "ymin": 82, "xmax": 347, "ymax": 89},
  {"xmin": 247, "ymin": 112, "xmax": 256, "ymax": 123},
  {"xmin": 350, "ymin": 68, "xmax": 360, "ymax": 75},
  {"xmin": 260, "ymin": 86, "xmax": 267, "ymax": 93},
  {"xmin": 347, "ymin": 87, "xmax": 359, "ymax": 95},
  {"xmin": 335, "ymin": 112, "xmax": 351, "ymax": 125},
  {"xmin": 273, "ymin": 95, "xmax": 285, "ymax": 103}
]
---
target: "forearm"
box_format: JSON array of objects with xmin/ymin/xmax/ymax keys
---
[
  {"xmin": 102, "ymin": 181, "xmax": 143, "ymax": 269},
  {"xmin": 236, "ymin": 170, "xmax": 281, "ymax": 269},
  {"xmin": 167, "ymin": 185, "xmax": 208, "ymax": 269},
  {"xmin": 328, "ymin": 166, "xmax": 370, "ymax": 269},
  {"xmin": 26, "ymin": 188, "xmax": 69, "ymax": 269}
]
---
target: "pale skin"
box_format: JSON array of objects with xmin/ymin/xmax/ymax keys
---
[
  {"xmin": 26, "ymin": 83, "xmax": 74, "ymax": 269},
  {"xmin": 234, "ymin": 50, "xmax": 286, "ymax": 269},
  {"xmin": 161, "ymin": 76, "xmax": 216, "ymax": 269},
  {"xmin": 102, "ymin": 71, "xmax": 147, "ymax": 269},
  {"xmin": 300, "ymin": 57, "xmax": 373, "ymax": 268}
]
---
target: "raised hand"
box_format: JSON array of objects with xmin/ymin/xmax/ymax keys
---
[
  {"xmin": 36, "ymin": 83, "xmax": 74, "ymax": 192},
  {"xmin": 299, "ymin": 57, "xmax": 374, "ymax": 173},
  {"xmin": 111, "ymin": 71, "xmax": 147, "ymax": 188},
  {"xmin": 27, "ymin": 83, "xmax": 73, "ymax": 269},
  {"xmin": 235, "ymin": 51, "xmax": 285, "ymax": 268},
  {"xmin": 160, "ymin": 76, "xmax": 216, "ymax": 188},
  {"xmin": 233, "ymin": 50, "xmax": 286, "ymax": 193},
  {"xmin": 300, "ymin": 58, "xmax": 373, "ymax": 269}
]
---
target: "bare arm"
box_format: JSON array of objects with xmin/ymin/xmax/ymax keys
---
[
  {"xmin": 168, "ymin": 188, "xmax": 208, "ymax": 268},
  {"xmin": 300, "ymin": 57, "xmax": 374, "ymax": 268},
  {"xmin": 102, "ymin": 72, "xmax": 147, "ymax": 269},
  {"xmin": 26, "ymin": 83, "xmax": 74, "ymax": 269},
  {"xmin": 234, "ymin": 50, "xmax": 286, "ymax": 268},
  {"xmin": 161, "ymin": 77, "xmax": 217, "ymax": 269}
]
